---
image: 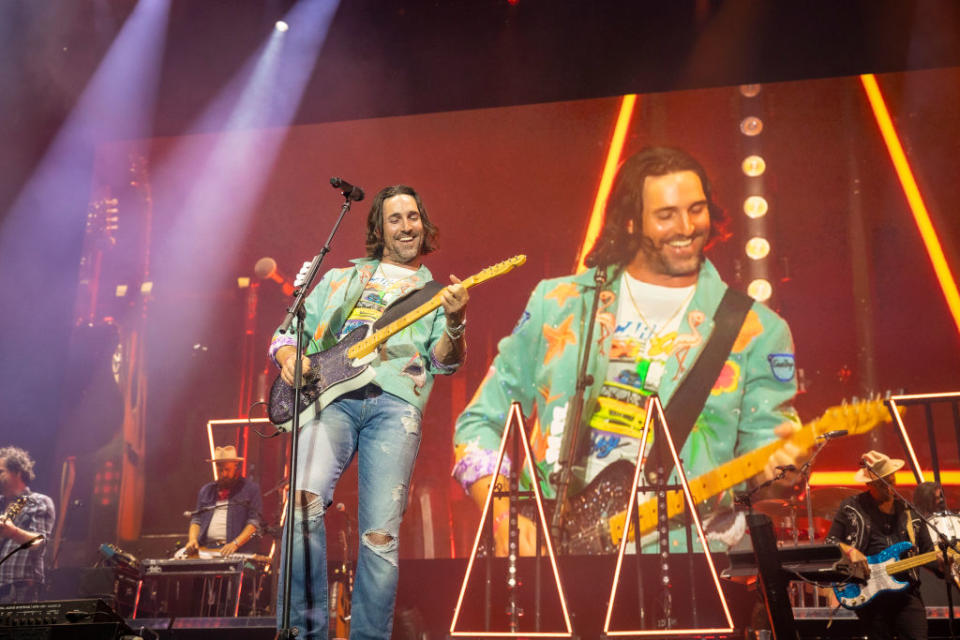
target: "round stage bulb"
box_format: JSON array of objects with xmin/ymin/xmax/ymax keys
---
[
  {"xmin": 743, "ymin": 196, "xmax": 768, "ymax": 218},
  {"xmin": 745, "ymin": 237, "xmax": 770, "ymax": 260},
  {"xmin": 748, "ymin": 279, "xmax": 772, "ymax": 302},
  {"xmin": 742, "ymin": 155, "xmax": 766, "ymax": 177},
  {"xmin": 740, "ymin": 116, "xmax": 763, "ymax": 136},
  {"xmin": 275, "ymin": 20, "xmax": 289, "ymax": 32},
  {"xmin": 739, "ymin": 84, "xmax": 762, "ymax": 98}
]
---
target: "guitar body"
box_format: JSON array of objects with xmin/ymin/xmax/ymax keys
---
[
  {"xmin": 834, "ymin": 541, "xmax": 914, "ymax": 609},
  {"xmin": 562, "ymin": 460, "xmax": 637, "ymax": 554},
  {"xmin": 267, "ymin": 326, "xmax": 377, "ymax": 431}
]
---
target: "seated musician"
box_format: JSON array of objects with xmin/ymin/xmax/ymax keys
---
[
  {"xmin": 827, "ymin": 450, "xmax": 940, "ymax": 640},
  {"xmin": 180, "ymin": 446, "xmax": 263, "ymax": 557}
]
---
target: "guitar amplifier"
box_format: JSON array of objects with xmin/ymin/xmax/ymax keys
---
[{"xmin": 0, "ymin": 598, "xmax": 132, "ymax": 639}]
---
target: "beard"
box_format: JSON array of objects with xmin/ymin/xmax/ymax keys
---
[
  {"xmin": 217, "ymin": 476, "xmax": 239, "ymax": 491},
  {"xmin": 384, "ymin": 232, "xmax": 422, "ymax": 264},
  {"xmin": 636, "ymin": 233, "xmax": 706, "ymax": 277}
]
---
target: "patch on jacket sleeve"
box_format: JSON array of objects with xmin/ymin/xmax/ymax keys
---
[{"xmin": 767, "ymin": 353, "xmax": 795, "ymax": 382}]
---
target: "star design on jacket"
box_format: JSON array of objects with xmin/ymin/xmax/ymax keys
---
[
  {"xmin": 542, "ymin": 314, "xmax": 577, "ymax": 365},
  {"xmin": 545, "ymin": 282, "xmax": 580, "ymax": 307}
]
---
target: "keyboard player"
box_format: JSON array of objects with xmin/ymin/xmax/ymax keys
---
[{"xmin": 179, "ymin": 446, "xmax": 263, "ymax": 557}]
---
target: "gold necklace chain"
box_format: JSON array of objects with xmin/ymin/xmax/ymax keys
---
[{"xmin": 621, "ymin": 274, "xmax": 695, "ymax": 338}]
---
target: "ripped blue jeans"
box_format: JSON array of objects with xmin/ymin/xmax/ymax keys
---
[{"xmin": 277, "ymin": 384, "xmax": 422, "ymax": 639}]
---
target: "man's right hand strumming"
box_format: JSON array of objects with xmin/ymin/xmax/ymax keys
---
[{"xmin": 276, "ymin": 346, "xmax": 311, "ymax": 386}]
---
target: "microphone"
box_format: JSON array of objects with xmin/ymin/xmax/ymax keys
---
[
  {"xmin": 254, "ymin": 257, "xmax": 295, "ymax": 296},
  {"xmin": 816, "ymin": 429, "xmax": 849, "ymax": 440},
  {"xmin": 330, "ymin": 177, "xmax": 364, "ymax": 201}
]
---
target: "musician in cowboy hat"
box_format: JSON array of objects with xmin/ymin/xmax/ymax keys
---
[
  {"xmin": 827, "ymin": 450, "xmax": 938, "ymax": 640},
  {"xmin": 179, "ymin": 445, "xmax": 263, "ymax": 558}
]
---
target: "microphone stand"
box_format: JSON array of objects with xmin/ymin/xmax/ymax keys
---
[
  {"xmin": 549, "ymin": 264, "xmax": 609, "ymax": 552},
  {"xmin": 863, "ymin": 465, "xmax": 959, "ymax": 640},
  {"xmin": 276, "ymin": 193, "xmax": 357, "ymax": 640},
  {"xmin": 798, "ymin": 437, "xmax": 832, "ymax": 545}
]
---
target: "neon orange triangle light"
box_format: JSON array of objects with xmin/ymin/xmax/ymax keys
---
[
  {"xmin": 449, "ymin": 401, "xmax": 573, "ymax": 638},
  {"xmin": 604, "ymin": 394, "xmax": 735, "ymax": 636}
]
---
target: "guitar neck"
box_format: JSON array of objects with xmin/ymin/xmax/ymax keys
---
[
  {"xmin": 345, "ymin": 255, "xmax": 526, "ymax": 360},
  {"xmin": 613, "ymin": 425, "xmax": 820, "ymax": 539},
  {"xmin": 347, "ymin": 291, "xmax": 450, "ymax": 360},
  {"xmin": 887, "ymin": 548, "xmax": 955, "ymax": 574},
  {"xmin": 606, "ymin": 400, "xmax": 892, "ymax": 547}
]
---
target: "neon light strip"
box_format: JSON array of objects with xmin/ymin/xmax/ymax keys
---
[
  {"xmin": 887, "ymin": 398, "xmax": 926, "ymax": 483},
  {"xmin": 860, "ymin": 74, "xmax": 960, "ymax": 335},
  {"xmin": 604, "ymin": 396, "xmax": 734, "ymax": 636},
  {"xmin": 575, "ymin": 94, "xmax": 638, "ymax": 273},
  {"xmin": 449, "ymin": 402, "xmax": 573, "ymax": 637},
  {"xmin": 206, "ymin": 421, "xmax": 218, "ymax": 482},
  {"xmin": 809, "ymin": 471, "xmax": 960, "ymax": 486},
  {"xmin": 890, "ymin": 391, "xmax": 960, "ymax": 402}
]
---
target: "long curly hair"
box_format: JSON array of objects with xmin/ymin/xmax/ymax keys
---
[
  {"xmin": 0, "ymin": 446, "xmax": 36, "ymax": 483},
  {"xmin": 364, "ymin": 185, "xmax": 439, "ymax": 259},
  {"xmin": 584, "ymin": 147, "xmax": 730, "ymax": 269}
]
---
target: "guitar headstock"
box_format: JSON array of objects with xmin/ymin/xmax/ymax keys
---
[
  {"xmin": 814, "ymin": 396, "xmax": 900, "ymax": 438},
  {"xmin": 463, "ymin": 255, "xmax": 527, "ymax": 288}
]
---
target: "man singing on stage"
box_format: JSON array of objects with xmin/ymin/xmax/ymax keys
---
[
  {"xmin": 454, "ymin": 146, "xmax": 802, "ymax": 555},
  {"xmin": 270, "ymin": 185, "xmax": 468, "ymax": 639},
  {"xmin": 0, "ymin": 446, "xmax": 55, "ymax": 604}
]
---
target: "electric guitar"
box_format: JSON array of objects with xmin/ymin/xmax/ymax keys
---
[
  {"xmin": 834, "ymin": 541, "xmax": 959, "ymax": 609},
  {"xmin": 267, "ymin": 255, "xmax": 527, "ymax": 430},
  {"xmin": 0, "ymin": 495, "xmax": 29, "ymax": 526},
  {"xmin": 563, "ymin": 398, "xmax": 895, "ymax": 554}
]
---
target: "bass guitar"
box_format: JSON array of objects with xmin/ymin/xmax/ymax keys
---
[
  {"xmin": 268, "ymin": 255, "xmax": 526, "ymax": 430},
  {"xmin": 562, "ymin": 398, "xmax": 895, "ymax": 554},
  {"xmin": 834, "ymin": 541, "xmax": 958, "ymax": 609}
]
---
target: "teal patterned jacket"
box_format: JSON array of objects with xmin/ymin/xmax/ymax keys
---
[
  {"xmin": 453, "ymin": 259, "xmax": 800, "ymax": 506},
  {"xmin": 269, "ymin": 257, "xmax": 457, "ymax": 412}
]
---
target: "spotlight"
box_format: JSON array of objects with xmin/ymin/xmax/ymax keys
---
[
  {"xmin": 275, "ymin": 20, "xmax": 289, "ymax": 32},
  {"xmin": 743, "ymin": 196, "xmax": 768, "ymax": 219},
  {"xmin": 739, "ymin": 116, "xmax": 763, "ymax": 137},
  {"xmin": 747, "ymin": 279, "xmax": 772, "ymax": 302},
  {"xmin": 741, "ymin": 155, "xmax": 766, "ymax": 177},
  {"xmin": 739, "ymin": 84, "xmax": 762, "ymax": 98},
  {"xmin": 745, "ymin": 237, "xmax": 771, "ymax": 260}
]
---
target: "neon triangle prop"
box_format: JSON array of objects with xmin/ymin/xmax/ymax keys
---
[
  {"xmin": 603, "ymin": 394, "xmax": 735, "ymax": 636},
  {"xmin": 449, "ymin": 401, "xmax": 573, "ymax": 638}
]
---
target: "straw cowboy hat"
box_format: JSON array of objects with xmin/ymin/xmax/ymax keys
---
[
  {"xmin": 206, "ymin": 445, "xmax": 245, "ymax": 463},
  {"xmin": 854, "ymin": 450, "xmax": 905, "ymax": 483}
]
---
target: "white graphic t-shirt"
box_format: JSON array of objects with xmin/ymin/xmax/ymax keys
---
[
  {"xmin": 339, "ymin": 263, "xmax": 419, "ymax": 338},
  {"xmin": 584, "ymin": 272, "xmax": 695, "ymax": 483}
]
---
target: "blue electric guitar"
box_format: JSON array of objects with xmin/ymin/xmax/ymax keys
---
[
  {"xmin": 267, "ymin": 255, "xmax": 526, "ymax": 431},
  {"xmin": 834, "ymin": 541, "xmax": 957, "ymax": 609}
]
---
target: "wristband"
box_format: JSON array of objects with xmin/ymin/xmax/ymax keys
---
[{"xmin": 445, "ymin": 318, "xmax": 466, "ymax": 340}]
